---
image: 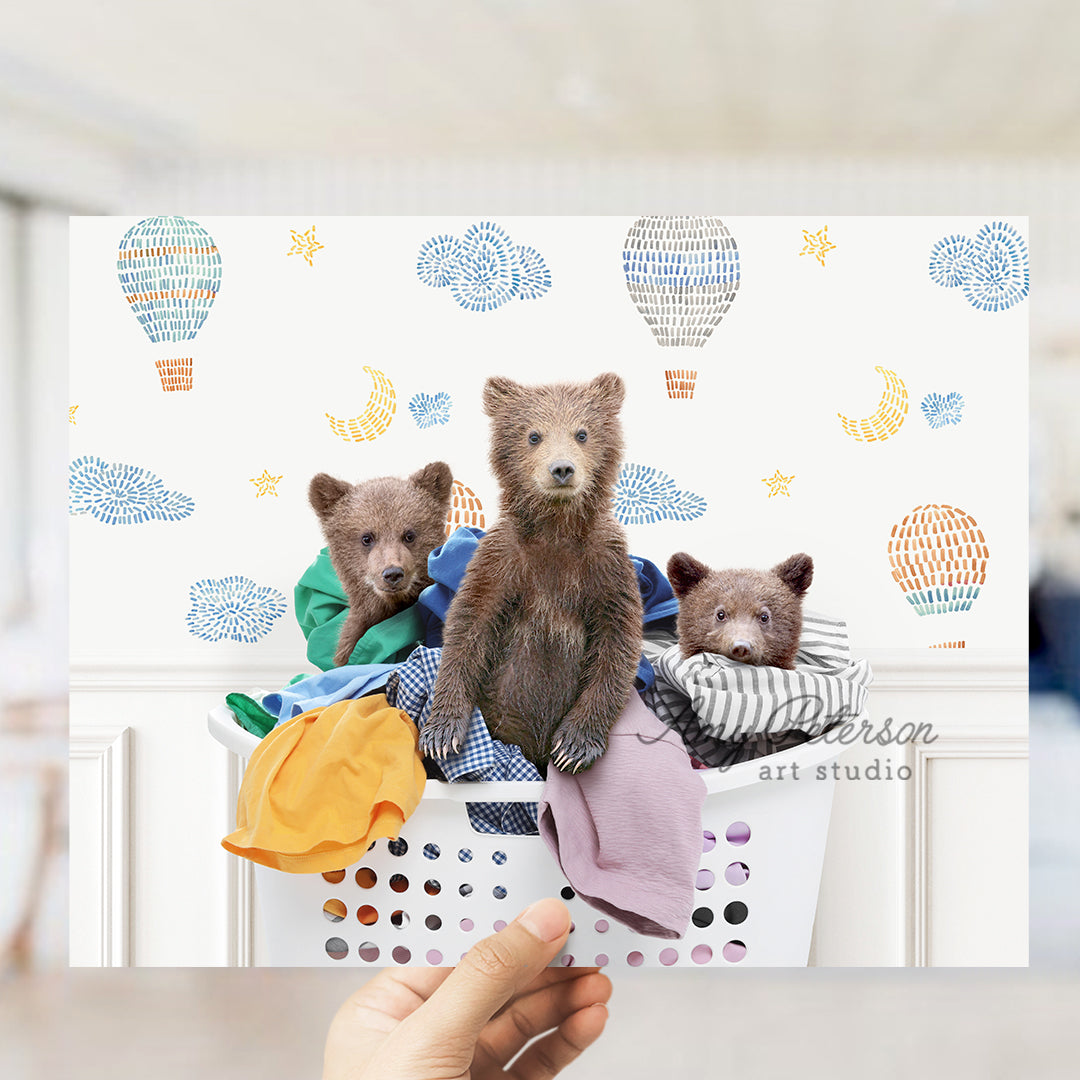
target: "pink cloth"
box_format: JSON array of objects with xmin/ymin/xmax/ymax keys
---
[{"xmin": 538, "ymin": 693, "xmax": 706, "ymax": 939}]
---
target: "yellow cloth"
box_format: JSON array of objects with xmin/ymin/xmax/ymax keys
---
[{"xmin": 222, "ymin": 694, "xmax": 426, "ymax": 873}]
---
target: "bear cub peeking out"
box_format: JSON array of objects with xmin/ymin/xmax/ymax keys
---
[
  {"xmin": 422, "ymin": 373, "xmax": 643, "ymax": 775},
  {"xmin": 667, "ymin": 552, "xmax": 814, "ymax": 670},
  {"xmin": 309, "ymin": 462, "xmax": 453, "ymax": 667}
]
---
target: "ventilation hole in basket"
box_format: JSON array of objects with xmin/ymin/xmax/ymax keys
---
[
  {"xmin": 424, "ymin": 879, "xmax": 442, "ymax": 896},
  {"xmin": 460, "ymin": 918, "xmax": 474, "ymax": 932},
  {"xmin": 458, "ymin": 848, "xmax": 473, "ymax": 863},
  {"xmin": 355, "ymin": 868, "xmax": 377, "ymax": 889},
  {"xmin": 426, "ymin": 949, "xmax": 443, "ymax": 965},
  {"xmin": 595, "ymin": 953, "xmax": 610, "ymax": 967},
  {"xmin": 392, "ymin": 946, "xmax": 412, "ymax": 964},
  {"xmin": 325, "ymin": 937, "xmax": 348, "ymax": 960},
  {"xmin": 425, "ymin": 914, "xmax": 442, "ymax": 931},
  {"xmin": 322, "ymin": 869, "xmax": 346, "ymax": 884},
  {"xmin": 725, "ymin": 821, "xmax": 751, "ymax": 846},
  {"xmin": 389, "ymin": 874, "xmax": 409, "ymax": 893},
  {"xmin": 561, "ymin": 886, "xmax": 575, "ymax": 901},
  {"xmin": 569, "ymin": 922, "xmax": 576, "ymax": 934},
  {"xmin": 659, "ymin": 948, "xmax": 679, "ymax": 966},
  {"xmin": 692, "ymin": 907, "xmax": 714, "ymax": 929},
  {"xmin": 493, "ymin": 920, "xmax": 507, "ymax": 932},
  {"xmin": 627, "ymin": 951, "xmax": 644, "ymax": 967},
  {"xmin": 724, "ymin": 862, "xmax": 750, "ymax": 886},
  {"xmin": 702, "ymin": 830, "xmax": 716, "ymax": 854},
  {"xmin": 357, "ymin": 905, "xmax": 379, "ymax": 925},
  {"xmin": 388, "ymin": 838, "xmax": 409, "ymax": 856},
  {"xmin": 391, "ymin": 909, "xmax": 410, "ymax": 929},
  {"xmin": 459, "ymin": 883, "xmax": 474, "ymax": 897},
  {"xmin": 423, "ymin": 843, "xmax": 441, "ymax": 860},
  {"xmin": 724, "ymin": 901, "xmax": 748, "ymax": 925},
  {"xmin": 358, "ymin": 941, "xmax": 380, "ymax": 962},
  {"xmin": 368, "ymin": 842, "xmax": 376, "ymax": 851},
  {"xmin": 723, "ymin": 940, "xmax": 747, "ymax": 963},
  {"xmin": 323, "ymin": 899, "xmax": 347, "ymax": 923},
  {"xmin": 691, "ymin": 944, "xmax": 714, "ymax": 965},
  {"xmin": 559, "ymin": 955, "xmax": 575, "ymax": 967},
  {"xmin": 492, "ymin": 850, "xmax": 507, "ymax": 865},
  {"xmin": 696, "ymin": 869, "xmax": 716, "ymax": 890},
  {"xmin": 492, "ymin": 886, "xmax": 507, "ymax": 900},
  {"xmin": 595, "ymin": 919, "xmax": 610, "ymax": 933}
]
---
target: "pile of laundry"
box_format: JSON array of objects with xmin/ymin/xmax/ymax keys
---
[{"xmin": 221, "ymin": 527, "xmax": 872, "ymax": 939}]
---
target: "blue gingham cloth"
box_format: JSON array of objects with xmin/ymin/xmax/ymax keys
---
[{"xmin": 385, "ymin": 646, "xmax": 541, "ymax": 835}]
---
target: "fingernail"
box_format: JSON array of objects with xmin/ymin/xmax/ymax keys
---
[{"xmin": 516, "ymin": 898, "xmax": 570, "ymax": 942}]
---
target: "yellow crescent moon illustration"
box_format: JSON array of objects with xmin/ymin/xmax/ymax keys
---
[
  {"xmin": 326, "ymin": 366, "xmax": 397, "ymax": 442},
  {"xmin": 838, "ymin": 366, "xmax": 908, "ymax": 442}
]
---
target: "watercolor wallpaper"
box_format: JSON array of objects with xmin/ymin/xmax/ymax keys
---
[{"xmin": 69, "ymin": 217, "xmax": 1028, "ymax": 667}]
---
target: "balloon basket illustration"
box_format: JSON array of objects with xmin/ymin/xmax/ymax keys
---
[
  {"xmin": 623, "ymin": 216, "xmax": 740, "ymax": 397},
  {"xmin": 887, "ymin": 504, "xmax": 989, "ymax": 616},
  {"xmin": 116, "ymin": 215, "xmax": 221, "ymax": 392},
  {"xmin": 445, "ymin": 480, "xmax": 486, "ymax": 538}
]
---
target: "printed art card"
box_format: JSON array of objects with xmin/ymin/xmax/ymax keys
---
[{"xmin": 69, "ymin": 217, "xmax": 1028, "ymax": 968}]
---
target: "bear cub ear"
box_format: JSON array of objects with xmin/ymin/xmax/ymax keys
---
[
  {"xmin": 483, "ymin": 376, "xmax": 522, "ymax": 417},
  {"xmin": 309, "ymin": 473, "xmax": 352, "ymax": 521},
  {"xmin": 773, "ymin": 553, "xmax": 814, "ymax": 597},
  {"xmin": 409, "ymin": 461, "xmax": 454, "ymax": 506},
  {"xmin": 589, "ymin": 372, "xmax": 625, "ymax": 411},
  {"xmin": 667, "ymin": 552, "xmax": 712, "ymax": 599}
]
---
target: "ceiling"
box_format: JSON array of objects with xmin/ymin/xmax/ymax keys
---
[{"xmin": 0, "ymin": 0, "xmax": 1078, "ymax": 159}]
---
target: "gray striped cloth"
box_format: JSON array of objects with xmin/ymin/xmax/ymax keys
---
[{"xmin": 641, "ymin": 612, "xmax": 873, "ymax": 768}]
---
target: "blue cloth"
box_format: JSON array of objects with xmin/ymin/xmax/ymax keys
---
[
  {"xmin": 418, "ymin": 526, "xmax": 676, "ymax": 690},
  {"xmin": 265, "ymin": 665, "xmax": 399, "ymax": 726},
  {"xmin": 385, "ymin": 645, "xmax": 541, "ymax": 835}
]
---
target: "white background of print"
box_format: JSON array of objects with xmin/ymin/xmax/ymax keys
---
[{"xmin": 69, "ymin": 215, "xmax": 1027, "ymax": 665}]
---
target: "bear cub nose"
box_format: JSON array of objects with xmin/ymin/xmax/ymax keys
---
[
  {"xmin": 549, "ymin": 460, "xmax": 575, "ymax": 485},
  {"xmin": 382, "ymin": 566, "xmax": 405, "ymax": 586},
  {"xmin": 730, "ymin": 640, "xmax": 753, "ymax": 661}
]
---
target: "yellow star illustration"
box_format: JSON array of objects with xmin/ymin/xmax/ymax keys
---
[
  {"xmin": 761, "ymin": 469, "xmax": 795, "ymax": 498},
  {"xmin": 250, "ymin": 470, "xmax": 284, "ymax": 498},
  {"xmin": 287, "ymin": 225, "xmax": 325, "ymax": 267},
  {"xmin": 799, "ymin": 226, "xmax": 836, "ymax": 267},
  {"xmin": 69, "ymin": 405, "xmax": 79, "ymax": 425}
]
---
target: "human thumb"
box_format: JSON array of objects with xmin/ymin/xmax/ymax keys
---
[{"xmin": 395, "ymin": 897, "xmax": 571, "ymax": 1066}]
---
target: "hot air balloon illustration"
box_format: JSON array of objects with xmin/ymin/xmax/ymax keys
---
[
  {"xmin": 887, "ymin": 503, "xmax": 989, "ymax": 616},
  {"xmin": 445, "ymin": 480, "xmax": 485, "ymax": 538},
  {"xmin": 116, "ymin": 215, "xmax": 222, "ymax": 392},
  {"xmin": 623, "ymin": 215, "xmax": 740, "ymax": 399}
]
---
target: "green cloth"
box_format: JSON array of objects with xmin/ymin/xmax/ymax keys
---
[
  {"xmin": 225, "ymin": 693, "xmax": 277, "ymax": 739},
  {"xmin": 294, "ymin": 547, "xmax": 425, "ymax": 671}
]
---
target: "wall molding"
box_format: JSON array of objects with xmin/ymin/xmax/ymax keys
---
[
  {"xmin": 907, "ymin": 733, "xmax": 1029, "ymax": 968},
  {"xmin": 69, "ymin": 725, "xmax": 132, "ymax": 967}
]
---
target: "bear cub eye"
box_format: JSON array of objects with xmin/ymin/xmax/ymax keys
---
[
  {"xmin": 715, "ymin": 609, "xmax": 726, "ymax": 622},
  {"xmin": 575, "ymin": 429, "xmax": 588, "ymax": 443},
  {"xmin": 403, "ymin": 530, "xmax": 416, "ymax": 544},
  {"xmin": 759, "ymin": 609, "xmax": 771, "ymax": 624},
  {"xmin": 361, "ymin": 533, "xmax": 374, "ymax": 547},
  {"xmin": 528, "ymin": 431, "xmax": 542, "ymax": 446}
]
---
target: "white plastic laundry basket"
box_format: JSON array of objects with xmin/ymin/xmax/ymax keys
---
[{"xmin": 209, "ymin": 704, "xmax": 845, "ymax": 968}]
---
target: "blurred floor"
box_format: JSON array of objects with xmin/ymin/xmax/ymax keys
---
[{"xmin": 2, "ymin": 967, "xmax": 1079, "ymax": 1079}]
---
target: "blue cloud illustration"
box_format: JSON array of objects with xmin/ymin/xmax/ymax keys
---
[
  {"xmin": 417, "ymin": 222, "xmax": 550, "ymax": 311},
  {"xmin": 409, "ymin": 391, "xmax": 453, "ymax": 429},
  {"xmin": 921, "ymin": 391, "xmax": 965, "ymax": 429},
  {"xmin": 613, "ymin": 463, "xmax": 707, "ymax": 526},
  {"xmin": 69, "ymin": 455, "xmax": 194, "ymax": 525},
  {"xmin": 186, "ymin": 575, "xmax": 287, "ymax": 644},
  {"xmin": 929, "ymin": 221, "xmax": 1028, "ymax": 312}
]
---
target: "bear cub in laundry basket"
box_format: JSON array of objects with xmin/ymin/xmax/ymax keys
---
[
  {"xmin": 309, "ymin": 462, "xmax": 453, "ymax": 667},
  {"xmin": 422, "ymin": 373, "xmax": 643, "ymax": 775},
  {"xmin": 667, "ymin": 552, "xmax": 814, "ymax": 669}
]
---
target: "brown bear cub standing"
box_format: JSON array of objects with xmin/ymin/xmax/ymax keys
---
[
  {"xmin": 667, "ymin": 552, "xmax": 814, "ymax": 669},
  {"xmin": 423, "ymin": 373, "xmax": 643, "ymax": 774},
  {"xmin": 309, "ymin": 463, "xmax": 453, "ymax": 667}
]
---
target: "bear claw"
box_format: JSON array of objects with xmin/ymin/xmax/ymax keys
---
[
  {"xmin": 418, "ymin": 717, "xmax": 469, "ymax": 761},
  {"xmin": 549, "ymin": 724, "xmax": 607, "ymax": 775}
]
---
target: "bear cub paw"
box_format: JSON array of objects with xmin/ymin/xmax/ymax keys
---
[
  {"xmin": 551, "ymin": 719, "xmax": 609, "ymax": 775},
  {"xmin": 418, "ymin": 714, "xmax": 471, "ymax": 760}
]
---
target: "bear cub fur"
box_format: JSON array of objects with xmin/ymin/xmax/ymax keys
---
[
  {"xmin": 667, "ymin": 552, "xmax": 814, "ymax": 669},
  {"xmin": 309, "ymin": 462, "xmax": 453, "ymax": 667},
  {"xmin": 423, "ymin": 373, "xmax": 643, "ymax": 774}
]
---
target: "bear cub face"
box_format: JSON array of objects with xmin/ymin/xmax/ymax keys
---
[
  {"xmin": 667, "ymin": 552, "xmax": 814, "ymax": 670},
  {"xmin": 309, "ymin": 462, "xmax": 453, "ymax": 665}
]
